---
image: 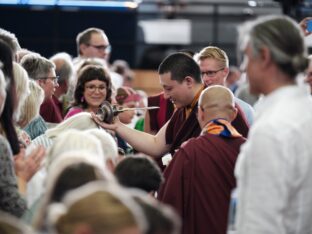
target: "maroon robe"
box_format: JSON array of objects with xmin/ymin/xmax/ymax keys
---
[
  {"xmin": 40, "ymin": 96, "xmax": 63, "ymax": 123},
  {"xmin": 148, "ymin": 92, "xmax": 174, "ymax": 132},
  {"xmin": 165, "ymin": 101, "xmax": 249, "ymax": 155},
  {"xmin": 158, "ymin": 133, "xmax": 246, "ymax": 234}
]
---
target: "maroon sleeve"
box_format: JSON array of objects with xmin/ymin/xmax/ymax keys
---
[
  {"xmin": 147, "ymin": 94, "xmax": 161, "ymax": 132},
  {"xmin": 40, "ymin": 97, "xmax": 63, "ymax": 123},
  {"xmin": 158, "ymin": 147, "xmax": 190, "ymax": 219},
  {"xmin": 232, "ymin": 103, "xmax": 249, "ymax": 138}
]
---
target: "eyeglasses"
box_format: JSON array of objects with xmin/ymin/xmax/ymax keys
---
[
  {"xmin": 38, "ymin": 76, "xmax": 59, "ymax": 84},
  {"xmin": 85, "ymin": 84, "xmax": 107, "ymax": 92},
  {"xmin": 87, "ymin": 44, "xmax": 111, "ymax": 53},
  {"xmin": 201, "ymin": 68, "xmax": 224, "ymax": 77}
]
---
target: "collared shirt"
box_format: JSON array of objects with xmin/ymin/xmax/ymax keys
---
[{"xmin": 235, "ymin": 85, "xmax": 312, "ymax": 234}]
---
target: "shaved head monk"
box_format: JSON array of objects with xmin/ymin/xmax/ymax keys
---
[{"xmin": 158, "ymin": 85, "xmax": 246, "ymax": 234}]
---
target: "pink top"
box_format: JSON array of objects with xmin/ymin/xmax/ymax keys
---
[{"xmin": 64, "ymin": 107, "xmax": 84, "ymax": 120}]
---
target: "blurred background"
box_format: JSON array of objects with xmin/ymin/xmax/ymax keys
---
[{"xmin": 0, "ymin": 0, "xmax": 310, "ymax": 93}]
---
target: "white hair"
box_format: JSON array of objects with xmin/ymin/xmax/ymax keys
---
[
  {"xmin": 0, "ymin": 69, "xmax": 6, "ymax": 116},
  {"xmin": 13, "ymin": 62, "xmax": 30, "ymax": 121},
  {"xmin": 238, "ymin": 15, "xmax": 309, "ymax": 78},
  {"xmin": 84, "ymin": 129, "xmax": 118, "ymax": 164},
  {"xmin": 47, "ymin": 129, "xmax": 105, "ymax": 169},
  {"xmin": 45, "ymin": 112, "xmax": 98, "ymax": 139}
]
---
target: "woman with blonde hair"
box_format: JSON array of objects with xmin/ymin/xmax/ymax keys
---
[
  {"xmin": 18, "ymin": 79, "xmax": 47, "ymax": 140},
  {"xmin": 12, "ymin": 62, "xmax": 33, "ymax": 147}
]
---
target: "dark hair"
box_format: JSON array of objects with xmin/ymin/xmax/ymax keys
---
[
  {"xmin": 34, "ymin": 162, "xmax": 102, "ymax": 231},
  {"xmin": 51, "ymin": 163, "xmax": 100, "ymax": 202},
  {"xmin": 158, "ymin": 52, "xmax": 201, "ymax": 83},
  {"xmin": 114, "ymin": 155, "xmax": 164, "ymax": 193},
  {"xmin": 134, "ymin": 196, "xmax": 181, "ymax": 234},
  {"xmin": 0, "ymin": 39, "xmax": 19, "ymax": 155},
  {"xmin": 73, "ymin": 65, "xmax": 112, "ymax": 109}
]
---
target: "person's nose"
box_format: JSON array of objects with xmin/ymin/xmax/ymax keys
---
[
  {"xmin": 163, "ymin": 91, "xmax": 170, "ymax": 99},
  {"xmin": 202, "ymin": 75, "xmax": 212, "ymax": 85}
]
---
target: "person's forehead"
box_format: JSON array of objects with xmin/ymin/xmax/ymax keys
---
[
  {"xmin": 90, "ymin": 32, "xmax": 109, "ymax": 45},
  {"xmin": 85, "ymin": 79, "xmax": 106, "ymax": 85},
  {"xmin": 47, "ymin": 68, "xmax": 56, "ymax": 76},
  {"xmin": 199, "ymin": 57, "xmax": 221, "ymax": 69},
  {"xmin": 159, "ymin": 72, "xmax": 179, "ymax": 86}
]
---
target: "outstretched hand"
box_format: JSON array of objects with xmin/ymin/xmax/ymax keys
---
[
  {"xmin": 299, "ymin": 17, "xmax": 312, "ymax": 37},
  {"xmin": 91, "ymin": 112, "xmax": 120, "ymax": 132},
  {"xmin": 14, "ymin": 145, "xmax": 45, "ymax": 182}
]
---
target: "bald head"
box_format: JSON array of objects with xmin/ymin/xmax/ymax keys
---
[{"xmin": 198, "ymin": 85, "xmax": 237, "ymax": 128}]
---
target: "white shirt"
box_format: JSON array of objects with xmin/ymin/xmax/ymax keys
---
[
  {"xmin": 235, "ymin": 85, "xmax": 312, "ymax": 234},
  {"xmin": 235, "ymin": 97, "xmax": 255, "ymax": 126}
]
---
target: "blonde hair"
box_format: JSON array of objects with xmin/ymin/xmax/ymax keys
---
[
  {"xmin": 50, "ymin": 182, "xmax": 147, "ymax": 234},
  {"xmin": 13, "ymin": 62, "xmax": 30, "ymax": 121},
  {"xmin": 194, "ymin": 46, "xmax": 229, "ymax": 68},
  {"xmin": 18, "ymin": 79, "xmax": 44, "ymax": 128}
]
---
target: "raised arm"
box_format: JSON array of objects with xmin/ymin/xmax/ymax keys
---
[
  {"xmin": 299, "ymin": 17, "xmax": 312, "ymax": 37},
  {"xmin": 92, "ymin": 113, "xmax": 170, "ymax": 157}
]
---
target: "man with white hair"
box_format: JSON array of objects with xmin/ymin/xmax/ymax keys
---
[{"xmin": 235, "ymin": 15, "xmax": 312, "ymax": 234}]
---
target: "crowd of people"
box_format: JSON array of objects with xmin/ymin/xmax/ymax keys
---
[{"xmin": 1, "ymin": 14, "xmax": 312, "ymax": 234}]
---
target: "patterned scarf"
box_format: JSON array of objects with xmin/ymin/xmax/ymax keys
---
[{"xmin": 201, "ymin": 118, "xmax": 242, "ymax": 138}]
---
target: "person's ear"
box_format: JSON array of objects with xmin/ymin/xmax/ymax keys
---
[
  {"xmin": 184, "ymin": 76, "xmax": 194, "ymax": 87},
  {"xmin": 37, "ymin": 79, "xmax": 45, "ymax": 88},
  {"xmin": 106, "ymin": 159, "xmax": 115, "ymax": 172},
  {"xmin": 222, "ymin": 67, "xmax": 230, "ymax": 83},
  {"xmin": 230, "ymin": 107, "xmax": 238, "ymax": 122},
  {"xmin": 260, "ymin": 46, "xmax": 271, "ymax": 68},
  {"xmin": 223, "ymin": 67, "xmax": 230, "ymax": 77},
  {"xmin": 197, "ymin": 106, "xmax": 205, "ymax": 123},
  {"xmin": 80, "ymin": 44, "xmax": 88, "ymax": 55}
]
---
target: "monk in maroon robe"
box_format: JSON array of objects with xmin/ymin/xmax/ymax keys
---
[{"xmin": 158, "ymin": 85, "xmax": 246, "ymax": 234}]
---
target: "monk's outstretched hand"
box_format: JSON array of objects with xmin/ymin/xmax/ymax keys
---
[{"xmin": 91, "ymin": 112, "xmax": 120, "ymax": 131}]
